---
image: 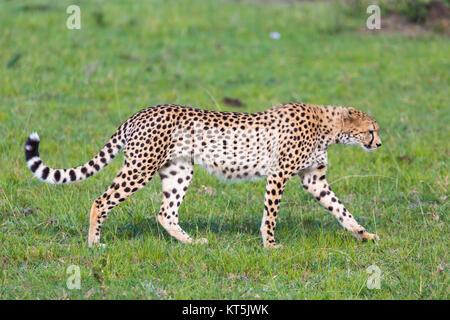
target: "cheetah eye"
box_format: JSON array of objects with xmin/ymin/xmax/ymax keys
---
[{"xmin": 369, "ymin": 130, "xmax": 374, "ymax": 135}]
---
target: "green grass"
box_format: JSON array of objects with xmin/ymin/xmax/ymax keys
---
[{"xmin": 0, "ymin": 0, "xmax": 448, "ymax": 299}]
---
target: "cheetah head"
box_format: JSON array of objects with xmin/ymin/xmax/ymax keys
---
[{"xmin": 340, "ymin": 107, "xmax": 382, "ymax": 152}]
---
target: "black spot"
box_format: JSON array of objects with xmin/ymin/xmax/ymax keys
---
[
  {"xmin": 41, "ymin": 167, "xmax": 50, "ymax": 180},
  {"xmin": 30, "ymin": 160, "xmax": 42, "ymax": 173},
  {"xmin": 54, "ymin": 170, "xmax": 61, "ymax": 182},
  {"xmin": 69, "ymin": 170, "xmax": 76, "ymax": 181}
]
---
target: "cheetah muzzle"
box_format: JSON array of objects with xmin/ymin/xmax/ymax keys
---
[{"xmin": 25, "ymin": 103, "xmax": 382, "ymax": 248}]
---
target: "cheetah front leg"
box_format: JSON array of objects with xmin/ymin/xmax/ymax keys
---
[{"xmin": 300, "ymin": 165, "xmax": 379, "ymax": 241}]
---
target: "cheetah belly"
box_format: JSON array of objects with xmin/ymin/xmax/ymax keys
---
[
  {"xmin": 170, "ymin": 131, "xmax": 272, "ymax": 180},
  {"xmin": 193, "ymin": 152, "xmax": 270, "ymax": 181}
]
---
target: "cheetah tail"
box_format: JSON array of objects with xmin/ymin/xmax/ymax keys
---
[{"xmin": 24, "ymin": 129, "xmax": 125, "ymax": 184}]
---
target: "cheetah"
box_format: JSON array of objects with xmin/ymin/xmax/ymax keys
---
[{"xmin": 24, "ymin": 103, "xmax": 382, "ymax": 248}]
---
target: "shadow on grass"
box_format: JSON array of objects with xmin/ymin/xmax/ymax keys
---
[{"xmin": 108, "ymin": 212, "xmax": 338, "ymax": 242}]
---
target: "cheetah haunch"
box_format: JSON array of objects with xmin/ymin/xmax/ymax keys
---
[{"xmin": 25, "ymin": 103, "xmax": 382, "ymax": 248}]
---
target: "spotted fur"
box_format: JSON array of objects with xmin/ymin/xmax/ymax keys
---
[{"xmin": 25, "ymin": 103, "xmax": 382, "ymax": 247}]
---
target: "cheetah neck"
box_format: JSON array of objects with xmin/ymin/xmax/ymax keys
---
[{"xmin": 315, "ymin": 105, "xmax": 346, "ymax": 149}]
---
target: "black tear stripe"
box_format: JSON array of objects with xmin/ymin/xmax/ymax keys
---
[{"xmin": 368, "ymin": 131, "xmax": 374, "ymax": 147}]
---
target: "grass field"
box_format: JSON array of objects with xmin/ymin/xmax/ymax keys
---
[{"xmin": 0, "ymin": 0, "xmax": 448, "ymax": 299}]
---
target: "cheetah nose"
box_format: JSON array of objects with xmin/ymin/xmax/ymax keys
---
[{"xmin": 376, "ymin": 143, "xmax": 382, "ymax": 147}]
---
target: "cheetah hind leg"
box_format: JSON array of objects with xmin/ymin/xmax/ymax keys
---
[
  {"xmin": 157, "ymin": 159, "xmax": 207, "ymax": 244},
  {"xmin": 88, "ymin": 163, "xmax": 154, "ymax": 248}
]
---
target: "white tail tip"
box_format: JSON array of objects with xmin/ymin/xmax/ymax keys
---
[{"xmin": 29, "ymin": 132, "xmax": 40, "ymax": 141}]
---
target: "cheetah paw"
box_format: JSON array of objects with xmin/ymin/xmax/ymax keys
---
[
  {"xmin": 89, "ymin": 242, "xmax": 106, "ymax": 248},
  {"xmin": 356, "ymin": 230, "xmax": 379, "ymax": 242},
  {"xmin": 194, "ymin": 238, "xmax": 208, "ymax": 244},
  {"xmin": 265, "ymin": 242, "xmax": 283, "ymax": 249}
]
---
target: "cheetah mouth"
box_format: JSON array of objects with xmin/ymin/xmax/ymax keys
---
[{"xmin": 363, "ymin": 145, "xmax": 377, "ymax": 152}]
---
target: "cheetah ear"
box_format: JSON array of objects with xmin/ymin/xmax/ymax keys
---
[{"xmin": 343, "ymin": 107, "xmax": 357, "ymax": 121}]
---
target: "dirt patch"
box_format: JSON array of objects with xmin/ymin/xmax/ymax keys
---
[
  {"xmin": 426, "ymin": 1, "xmax": 450, "ymax": 33},
  {"xmin": 222, "ymin": 97, "xmax": 245, "ymax": 108},
  {"xmin": 427, "ymin": 1, "xmax": 450, "ymax": 22}
]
